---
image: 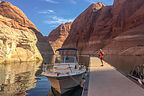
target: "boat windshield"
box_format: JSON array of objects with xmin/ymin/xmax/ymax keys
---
[
  {"xmin": 55, "ymin": 56, "xmax": 76, "ymax": 63},
  {"xmin": 55, "ymin": 57, "xmax": 64, "ymax": 63},
  {"xmin": 65, "ymin": 56, "xmax": 75, "ymax": 63}
]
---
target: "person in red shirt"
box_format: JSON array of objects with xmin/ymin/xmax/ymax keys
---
[{"xmin": 99, "ymin": 49, "xmax": 104, "ymax": 66}]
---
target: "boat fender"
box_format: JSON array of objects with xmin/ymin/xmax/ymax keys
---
[
  {"xmin": 80, "ymin": 79, "xmax": 86, "ymax": 88},
  {"xmin": 138, "ymin": 79, "xmax": 143, "ymax": 85}
]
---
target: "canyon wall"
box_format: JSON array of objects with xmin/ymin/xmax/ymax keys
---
[
  {"xmin": 62, "ymin": 0, "xmax": 144, "ymax": 56},
  {"xmin": 46, "ymin": 22, "xmax": 72, "ymax": 52},
  {"xmin": 105, "ymin": 0, "xmax": 144, "ymax": 55},
  {"xmin": 0, "ymin": 1, "xmax": 53, "ymax": 63}
]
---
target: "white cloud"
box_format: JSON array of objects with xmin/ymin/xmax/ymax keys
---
[
  {"xmin": 71, "ymin": 0, "xmax": 77, "ymax": 4},
  {"xmin": 50, "ymin": 25, "xmax": 58, "ymax": 27},
  {"xmin": 44, "ymin": 16, "xmax": 74, "ymax": 24},
  {"xmin": 86, "ymin": 0, "xmax": 99, "ymax": 3},
  {"xmin": 39, "ymin": 10, "xmax": 55, "ymax": 14},
  {"xmin": 44, "ymin": 0, "xmax": 58, "ymax": 4}
]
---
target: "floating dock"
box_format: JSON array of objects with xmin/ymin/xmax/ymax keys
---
[{"xmin": 82, "ymin": 57, "xmax": 144, "ymax": 96}]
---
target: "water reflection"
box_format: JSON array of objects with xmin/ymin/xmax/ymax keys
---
[
  {"xmin": 26, "ymin": 76, "xmax": 50, "ymax": 96},
  {"xmin": 104, "ymin": 55, "xmax": 144, "ymax": 84},
  {"xmin": 79, "ymin": 55, "xmax": 90, "ymax": 67},
  {"xmin": 0, "ymin": 61, "xmax": 42, "ymax": 96},
  {"xmin": 104, "ymin": 55, "xmax": 144, "ymax": 74},
  {"xmin": 0, "ymin": 55, "xmax": 90, "ymax": 96}
]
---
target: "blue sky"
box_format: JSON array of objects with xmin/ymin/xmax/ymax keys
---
[{"xmin": 3, "ymin": 0, "xmax": 114, "ymax": 36}]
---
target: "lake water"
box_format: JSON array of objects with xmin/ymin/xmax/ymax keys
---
[
  {"xmin": 104, "ymin": 55, "xmax": 144, "ymax": 75},
  {"xmin": 0, "ymin": 55, "xmax": 143, "ymax": 96}
]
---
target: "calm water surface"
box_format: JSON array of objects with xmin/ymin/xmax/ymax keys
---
[
  {"xmin": 0, "ymin": 55, "xmax": 143, "ymax": 96},
  {"xmin": 0, "ymin": 55, "xmax": 54, "ymax": 96},
  {"xmin": 104, "ymin": 55, "xmax": 144, "ymax": 75},
  {"xmin": 0, "ymin": 55, "xmax": 88, "ymax": 96}
]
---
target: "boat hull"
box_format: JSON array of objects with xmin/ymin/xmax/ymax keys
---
[{"xmin": 47, "ymin": 73, "xmax": 84, "ymax": 94}]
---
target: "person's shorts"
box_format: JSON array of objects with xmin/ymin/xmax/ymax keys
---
[{"xmin": 100, "ymin": 57, "xmax": 103, "ymax": 60}]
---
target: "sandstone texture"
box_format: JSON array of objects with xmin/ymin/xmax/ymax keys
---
[
  {"xmin": 47, "ymin": 22, "xmax": 72, "ymax": 52},
  {"xmin": 63, "ymin": 0, "xmax": 144, "ymax": 56},
  {"xmin": 0, "ymin": 1, "xmax": 53, "ymax": 63}
]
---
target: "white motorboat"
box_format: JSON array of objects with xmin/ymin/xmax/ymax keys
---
[{"xmin": 41, "ymin": 48, "xmax": 86, "ymax": 94}]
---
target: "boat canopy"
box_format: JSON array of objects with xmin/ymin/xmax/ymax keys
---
[{"xmin": 56, "ymin": 48, "xmax": 78, "ymax": 52}]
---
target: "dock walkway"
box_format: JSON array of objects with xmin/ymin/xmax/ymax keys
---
[{"xmin": 86, "ymin": 57, "xmax": 144, "ymax": 96}]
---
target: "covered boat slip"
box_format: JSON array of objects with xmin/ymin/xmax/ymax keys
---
[{"xmin": 84, "ymin": 57, "xmax": 144, "ymax": 96}]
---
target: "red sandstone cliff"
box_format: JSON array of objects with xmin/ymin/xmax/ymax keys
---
[
  {"xmin": 47, "ymin": 22, "xmax": 72, "ymax": 51},
  {"xmin": 0, "ymin": 1, "xmax": 53, "ymax": 63},
  {"xmin": 105, "ymin": 0, "xmax": 144, "ymax": 55},
  {"xmin": 63, "ymin": 2, "xmax": 113, "ymax": 54},
  {"xmin": 63, "ymin": 0, "xmax": 144, "ymax": 55}
]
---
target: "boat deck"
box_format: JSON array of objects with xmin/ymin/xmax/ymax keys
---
[{"xmin": 83, "ymin": 57, "xmax": 144, "ymax": 96}]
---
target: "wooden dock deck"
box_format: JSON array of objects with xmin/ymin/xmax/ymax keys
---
[{"xmin": 84, "ymin": 57, "xmax": 144, "ymax": 96}]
